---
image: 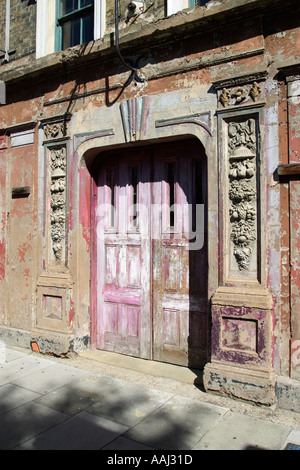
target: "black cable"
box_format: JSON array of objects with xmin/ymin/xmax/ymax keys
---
[{"xmin": 114, "ymin": 0, "xmax": 144, "ymax": 82}]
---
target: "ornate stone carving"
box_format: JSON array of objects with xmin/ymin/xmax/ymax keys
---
[
  {"xmin": 44, "ymin": 122, "xmax": 67, "ymax": 140},
  {"xmin": 232, "ymin": 87, "xmax": 246, "ymax": 104},
  {"xmin": 219, "ymin": 88, "xmax": 231, "ymax": 107},
  {"xmin": 41, "ymin": 114, "xmax": 70, "ymax": 142},
  {"xmin": 217, "ymin": 80, "xmax": 263, "ymax": 107},
  {"xmin": 249, "ymin": 82, "xmax": 262, "ymax": 102},
  {"xmin": 228, "ymin": 120, "xmax": 256, "ymax": 151},
  {"xmin": 49, "ymin": 147, "xmax": 66, "ymax": 260},
  {"xmin": 228, "ymin": 119, "xmax": 257, "ymax": 271}
]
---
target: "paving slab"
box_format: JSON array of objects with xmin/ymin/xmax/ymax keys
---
[
  {"xmin": 0, "ymin": 402, "xmax": 68, "ymax": 449},
  {"xmin": 35, "ymin": 374, "xmax": 127, "ymax": 415},
  {"xmin": 16, "ymin": 411, "xmax": 129, "ymax": 450},
  {"xmin": 1, "ymin": 347, "xmax": 300, "ymax": 451},
  {"xmin": 124, "ymin": 395, "xmax": 228, "ymax": 450},
  {"xmin": 89, "ymin": 381, "xmax": 174, "ymax": 426},
  {"xmin": 11, "ymin": 362, "xmax": 89, "ymax": 394},
  {"xmin": 0, "ymin": 354, "xmax": 54, "ymax": 386},
  {"xmin": 102, "ymin": 436, "xmax": 156, "ymax": 450},
  {"xmin": 193, "ymin": 411, "xmax": 292, "ymax": 450},
  {"xmin": 0, "ymin": 383, "xmax": 41, "ymax": 414},
  {"xmin": 4, "ymin": 348, "xmax": 27, "ymax": 363}
]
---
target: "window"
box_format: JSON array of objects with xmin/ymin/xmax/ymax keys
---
[
  {"xmin": 167, "ymin": 0, "xmax": 209, "ymax": 16},
  {"xmin": 56, "ymin": 0, "xmax": 94, "ymax": 50},
  {"xmin": 36, "ymin": 0, "xmax": 105, "ymax": 58}
]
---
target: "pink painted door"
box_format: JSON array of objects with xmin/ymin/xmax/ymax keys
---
[
  {"xmin": 151, "ymin": 142, "xmax": 208, "ymax": 367},
  {"xmin": 96, "ymin": 140, "xmax": 208, "ymax": 367},
  {"xmin": 96, "ymin": 148, "xmax": 152, "ymax": 358}
]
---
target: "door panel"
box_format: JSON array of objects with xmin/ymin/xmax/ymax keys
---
[
  {"xmin": 152, "ymin": 142, "xmax": 208, "ymax": 367},
  {"xmin": 96, "ymin": 140, "xmax": 207, "ymax": 367},
  {"xmin": 96, "ymin": 150, "xmax": 152, "ymax": 359}
]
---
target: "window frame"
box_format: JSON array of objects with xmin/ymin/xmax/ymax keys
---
[
  {"xmin": 167, "ymin": 0, "xmax": 208, "ymax": 16},
  {"xmin": 55, "ymin": 0, "xmax": 95, "ymax": 51},
  {"xmin": 36, "ymin": 0, "xmax": 106, "ymax": 58}
]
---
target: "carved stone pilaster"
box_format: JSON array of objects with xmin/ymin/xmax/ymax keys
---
[
  {"xmin": 227, "ymin": 119, "xmax": 257, "ymax": 272},
  {"xmin": 49, "ymin": 146, "xmax": 67, "ymax": 261},
  {"xmin": 35, "ymin": 117, "xmax": 72, "ymax": 353},
  {"xmin": 40, "ymin": 115, "xmax": 70, "ymax": 265}
]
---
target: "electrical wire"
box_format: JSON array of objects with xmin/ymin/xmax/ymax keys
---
[{"xmin": 114, "ymin": 0, "xmax": 153, "ymax": 83}]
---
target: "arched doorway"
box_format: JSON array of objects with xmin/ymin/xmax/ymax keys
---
[{"xmin": 92, "ymin": 138, "xmax": 208, "ymax": 368}]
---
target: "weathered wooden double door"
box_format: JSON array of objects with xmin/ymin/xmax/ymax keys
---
[{"xmin": 96, "ymin": 140, "xmax": 208, "ymax": 368}]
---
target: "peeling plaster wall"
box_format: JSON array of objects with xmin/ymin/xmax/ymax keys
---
[
  {"xmin": 264, "ymin": 82, "xmax": 281, "ymax": 372},
  {"xmin": 0, "ymin": 0, "xmax": 299, "ymax": 405},
  {"xmin": 288, "ymin": 77, "xmax": 300, "ymax": 381},
  {"xmin": 0, "ymin": 134, "xmax": 7, "ymax": 327}
]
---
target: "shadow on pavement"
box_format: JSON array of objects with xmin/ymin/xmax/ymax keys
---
[{"xmin": 0, "ymin": 372, "xmax": 224, "ymax": 450}]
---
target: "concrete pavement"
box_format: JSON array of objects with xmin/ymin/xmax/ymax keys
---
[{"xmin": 1, "ymin": 345, "xmax": 300, "ymax": 451}]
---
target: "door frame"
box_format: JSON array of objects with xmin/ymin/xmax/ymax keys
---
[
  {"xmin": 75, "ymin": 120, "xmax": 215, "ymax": 357},
  {"xmin": 88, "ymin": 136, "xmax": 212, "ymax": 363}
]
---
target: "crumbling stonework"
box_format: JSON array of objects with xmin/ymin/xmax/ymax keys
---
[{"xmin": 0, "ymin": 0, "xmax": 299, "ymax": 411}]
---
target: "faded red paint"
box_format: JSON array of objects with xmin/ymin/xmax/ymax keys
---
[
  {"xmin": 79, "ymin": 166, "xmax": 91, "ymax": 251},
  {"xmin": 290, "ymin": 134, "xmax": 300, "ymax": 162},
  {"xmin": 23, "ymin": 268, "xmax": 30, "ymax": 288},
  {"xmin": 0, "ymin": 240, "xmax": 5, "ymax": 281},
  {"xmin": 69, "ymin": 298, "xmax": 75, "ymax": 325},
  {"xmin": 18, "ymin": 242, "xmax": 30, "ymax": 263},
  {"xmin": 0, "ymin": 134, "xmax": 7, "ymax": 150},
  {"xmin": 0, "ymin": 209, "xmax": 6, "ymax": 281},
  {"xmin": 291, "ymin": 339, "xmax": 300, "ymax": 378},
  {"xmin": 0, "ymin": 0, "xmax": 299, "ymax": 405},
  {"xmin": 211, "ymin": 304, "xmax": 271, "ymax": 367},
  {"xmin": 288, "ymin": 82, "xmax": 300, "ymax": 355}
]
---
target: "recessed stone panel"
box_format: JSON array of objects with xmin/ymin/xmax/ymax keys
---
[
  {"xmin": 221, "ymin": 317, "xmax": 257, "ymax": 353},
  {"xmin": 43, "ymin": 294, "xmax": 63, "ymax": 321},
  {"xmin": 36, "ymin": 285, "xmax": 71, "ymax": 333}
]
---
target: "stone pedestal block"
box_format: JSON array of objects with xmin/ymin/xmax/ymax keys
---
[
  {"xmin": 203, "ymin": 362, "xmax": 276, "ymax": 405},
  {"xmin": 203, "ymin": 287, "xmax": 275, "ymax": 405}
]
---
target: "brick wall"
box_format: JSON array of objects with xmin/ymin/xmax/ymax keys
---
[
  {"xmin": 10, "ymin": 0, "xmax": 36, "ymax": 60},
  {"xmin": 0, "ymin": 0, "xmax": 203, "ymax": 64},
  {"xmin": 0, "ymin": 0, "xmax": 174, "ymax": 64},
  {"xmin": 0, "ymin": 0, "xmax": 37, "ymax": 63},
  {"xmin": 0, "ymin": 2, "xmax": 6, "ymax": 60}
]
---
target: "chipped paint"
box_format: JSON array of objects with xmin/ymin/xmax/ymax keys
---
[{"xmin": 0, "ymin": 0, "xmax": 299, "ymax": 406}]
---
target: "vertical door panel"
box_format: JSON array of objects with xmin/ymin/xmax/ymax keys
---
[
  {"xmin": 97, "ymin": 150, "xmax": 151, "ymax": 359},
  {"xmin": 152, "ymin": 142, "xmax": 208, "ymax": 368}
]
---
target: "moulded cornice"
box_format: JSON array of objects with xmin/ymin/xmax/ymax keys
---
[{"xmin": 0, "ymin": 0, "xmax": 297, "ymax": 86}]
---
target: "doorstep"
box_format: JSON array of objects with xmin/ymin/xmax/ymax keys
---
[{"xmin": 80, "ymin": 349, "xmax": 203, "ymax": 386}]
